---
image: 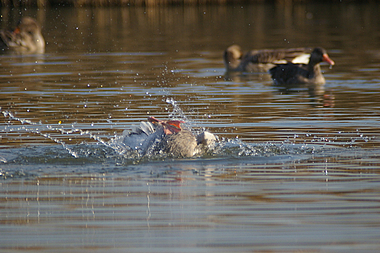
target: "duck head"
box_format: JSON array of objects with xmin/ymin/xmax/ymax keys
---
[
  {"xmin": 224, "ymin": 44, "xmax": 243, "ymax": 71},
  {"xmin": 13, "ymin": 17, "xmax": 45, "ymax": 53},
  {"xmin": 310, "ymin": 47, "xmax": 335, "ymax": 66}
]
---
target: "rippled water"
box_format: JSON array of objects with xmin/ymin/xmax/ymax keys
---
[{"xmin": 1, "ymin": 3, "xmax": 380, "ymax": 252}]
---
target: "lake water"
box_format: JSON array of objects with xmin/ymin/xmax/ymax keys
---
[{"xmin": 1, "ymin": 2, "xmax": 380, "ymax": 252}]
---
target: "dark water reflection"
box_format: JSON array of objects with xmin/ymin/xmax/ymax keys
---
[{"xmin": 1, "ymin": 2, "xmax": 380, "ymax": 252}]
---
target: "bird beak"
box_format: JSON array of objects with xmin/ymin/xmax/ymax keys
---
[
  {"xmin": 322, "ymin": 54, "xmax": 335, "ymax": 66},
  {"xmin": 162, "ymin": 120, "xmax": 184, "ymax": 134},
  {"xmin": 13, "ymin": 27, "xmax": 20, "ymax": 34},
  {"xmin": 148, "ymin": 116, "xmax": 184, "ymax": 135},
  {"xmin": 148, "ymin": 116, "xmax": 161, "ymax": 124}
]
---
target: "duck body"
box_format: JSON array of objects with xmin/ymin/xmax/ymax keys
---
[
  {"xmin": 123, "ymin": 117, "xmax": 216, "ymax": 158},
  {"xmin": 269, "ymin": 47, "xmax": 335, "ymax": 85},
  {"xmin": 0, "ymin": 17, "xmax": 45, "ymax": 54},
  {"xmin": 224, "ymin": 44, "xmax": 311, "ymax": 73},
  {"xmin": 163, "ymin": 129, "xmax": 198, "ymax": 158}
]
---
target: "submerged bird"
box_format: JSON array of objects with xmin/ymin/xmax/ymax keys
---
[
  {"xmin": 123, "ymin": 116, "xmax": 216, "ymax": 158},
  {"xmin": 0, "ymin": 17, "xmax": 45, "ymax": 54},
  {"xmin": 223, "ymin": 44, "xmax": 311, "ymax": 73},
  {"xmin": 269, "ymin": 47, "xmax": 335, "ymax": 85}
]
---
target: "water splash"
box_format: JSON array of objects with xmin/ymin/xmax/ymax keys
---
[
  {"xmin": 0, "ymin": 110, "xmax": 120, "ymax": 158},
  {"xmin": 1, "ymin": 107, "xmax": 340, "ymax": 165},
  {"xmin": 1, "ymin": 106, "xmax": 197, "ymax": 162},
  {"xmin": 165, "ymin": 97, "xmax": 197, "ymax": 131},
  {"xmin": 2, "ymin": 111, "xmax": 80, "ymax": 157},
  {"xmin": 165, "ymin": 97, "xmax": 188, "ymax": 121}
]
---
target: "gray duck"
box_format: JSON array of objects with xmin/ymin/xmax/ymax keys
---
[
  {"xmin": 123, "ymin": 116, "xmax": 216, "ymax": 158},
  {"xmin": 0, "ymin": 17, "xmax": 45, "ymax": 54}
]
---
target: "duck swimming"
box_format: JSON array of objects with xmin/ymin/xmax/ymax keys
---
[
  {"xmin": 223, "ymin": 44, "xmax": 311, "ymax": 73},
  {"xmin": 0, "ymin": 17, "xmax": 45, "ymax": 54},
  {"xmin": 123, "ymin": 116, "xmax": 216, "ymax": 158},
  {"xmin": 269, "ymin": 47, "xmax": 335, "ymax": 85}
]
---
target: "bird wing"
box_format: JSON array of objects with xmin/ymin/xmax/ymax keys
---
[
  {"xmin": 269, "ymin": 63, "xmax": 307, "ymax": 84},
  {"xmin": 245, "ymin": 48, "xmax": 311, "ymax": 64}
]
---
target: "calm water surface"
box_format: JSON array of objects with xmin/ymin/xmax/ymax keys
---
[{"xmin": 1, "ymin": 3, "xmax": 380, "ymax": 252}]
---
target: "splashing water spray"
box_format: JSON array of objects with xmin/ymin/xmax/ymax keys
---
[
  {"xmin": 1, "ymin": 110, "xmax": 115, "ymax": 158},
  {"xmin": 165, "ymin": 97, "xmax": 196, "ymax": 131},
  {"xmin": 1, "ymin": 99, "xmax": 195, "ymax": 159}
]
